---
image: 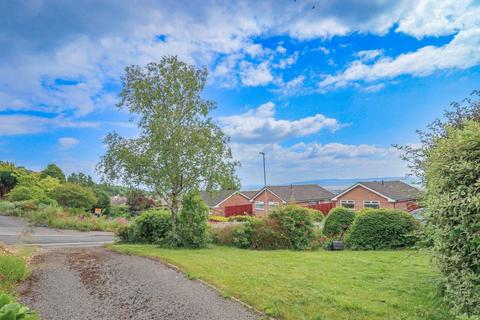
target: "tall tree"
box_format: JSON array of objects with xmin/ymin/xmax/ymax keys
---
[
  {"xmin": 98, "ymin": 56, "xmax": 239, "ymax": 233},
  {"xmin": 67, "ymin": 172, "xmax": 94, "ymax": 187},
  {"xmin": 0, "ymin": 161, "xmax": 17, "ymax": 198},
  {"xmin": 41, "ymin": 163, "xmax": 66, "ymax": 182}
]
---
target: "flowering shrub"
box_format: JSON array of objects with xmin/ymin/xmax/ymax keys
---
[{"xmin": 208, "ymin": 215, "xmax": 229, "ymax": 222}]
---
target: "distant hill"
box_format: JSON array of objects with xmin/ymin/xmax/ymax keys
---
[{"xmin": 242, "ymin": 176, "xmax": 419, "ymax": 193}]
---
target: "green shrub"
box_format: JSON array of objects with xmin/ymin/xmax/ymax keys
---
[
  {"xmin": 0, "ymin": 293, "xmax": 39, "ymax": 320},
  {"xmin": 93, "ymin": 188, "xmax": 111, "ymax": 215},
  {"xmin": 211, "ymin": 224, "xmax": 242, "ymax": 246},
  {"xmin": 269, "ymin": 205, "xmax": 316, "ymax": 250},
  {"xmin": 307, "ymin": 208, "xmax": 325, "ymax": 222},
  {"xmin": 0, "ymin": 201, "xmax": 16, "ymax": 215},
  {"xmin": 52, "ymin": 183, "xmax": 97, "ymax": 209},
  {"xmin": 323, "ymin": 207, "xmax": 355, "ymax": 239},
  {"xmin": 133, "ymin": 209, "xmax": 172, "ymax": 244},
  {"xmin": 424, "ymin": 121, "xmax": 480, "ymax": 316},
  {"xmin": 345, "ymin": 208, "xmax": 419, "ymax": 250},
  {"xmin": 109, "ymin": 205, "xmax": 130, "ymax": 217},
  {"xmin": 208, "ymin": 215, "xmax": 229, "ymax": 222},
  {"xmin": 176, "ymin": 192, "xmax": 210, "ymax": 248},
  {"xmin": 0, "ymin": 255, "xmax": 29, "ymax": 292},
  {"xmin": 227, "ymin": 215, "xmax": 251, "ymax": 222},
  {"xmin": 6, "ymin": 185, "xmax": 44, "ymax": 202},
  {"xmin": 233, "ymin": 218, "xmax": 261, "ymax": 249}
]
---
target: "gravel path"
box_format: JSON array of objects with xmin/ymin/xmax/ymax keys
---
[{"xmin": 18, "ymin": 247, "xmax": 258, "ymax": 320}]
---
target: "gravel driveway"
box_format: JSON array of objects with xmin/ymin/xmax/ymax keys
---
[{"xmin": 18, "ymin": 247, "xmax": 258, "ymax": 320}]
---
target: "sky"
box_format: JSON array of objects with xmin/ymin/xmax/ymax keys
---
[{"xmin": 0, "ymin": 0, "xmax": 480, "ymax": 187}]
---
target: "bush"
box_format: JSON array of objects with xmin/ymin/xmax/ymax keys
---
[
  {"xmin": 268, "ymin": 205, "xmax": 316, "ymax": 250},
  {"xmin": 176, "ymin": 192, "xmax": 210, "ymax": 248},
  {"xmin": 0, "ymin": 293, "xmax": 39, "ymax": 320},
  {"xmin": 323, "ymin": 207, "xmax": 355, "ymax": 239},
  {"xmin": 93, "ymin": 188, "xmax": 111, "ymax": 215},
  {"xmin": 308, "ymin": 208, "xmax": 325, "ymax": 223},
  {"xmin": 345, "ymin": 208, "xmax": 419, "ymax": 250},
  {"xmin": 211, "ymin": 224, "xmax": 242, "ymax": 246},
  {"xmin": 6, "ymin": 185, "xmax": 44, "ymax": 202},
  {"xmin": 52, "ymin": 183, "xmax": 97, "ymax": 210},
  {"xmin": 109, "ymin": 205, "xmax": 130, "ymax": 217},
  {"xmin": 424, "ymin": 121, "xmax": 480, "ymax": 316},
  {"xmin": 208, "ymin": 215, "xmax": 229, "ymax": 222},
  {"xmin": 233, "ymin": 218, "xmax": 261, "ymax": 249},
  {"xmin": 0, "ymin": 201, "xmax": 16, "ymax": 215},
  {"xmin": 228, "ymin": 215, "xmax": 251, "ymax": 222},
  {"xmin": 126, "ymin": 189, "xmax": 154, "ymax": 213},
  {"xmin": 0, "ymin": 255, "xmax": 29, "ymax": 292},
  {"xmin": 132, "ymin": 209, "xmax": 172, "ymax": 244}
]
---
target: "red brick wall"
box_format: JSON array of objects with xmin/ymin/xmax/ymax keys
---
[
  {"xmin": 251, "ymin": 190, "xmax": 284, "ymax": 217},
  {"xmin": 335, "ymin": 185, "xmax": 394, "ymax": 211}
]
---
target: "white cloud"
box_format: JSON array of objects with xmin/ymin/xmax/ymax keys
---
[
  {"xmin": 276, "ymin": 45, "xmax": 287, "ymax": 54},
  {"xmin": 58, "ymin": 137, "xmax": 79, "ymax": 149},
  {"xmin": 0, "ymin": 114, "xmax": 98, "ymax": 136},
  {"xmin": 354, "ymin": 49, "xmax": 383, "ymax": 62},
  {"xmin": 362, "ymin": 83, "xmax": 385, "ymax": 92},
  {"xmin": 240, "ymin": 61, "xmax": 274, "ymax": 86},
  {"xmin": 220, "ymin": 101, "xmax": 342, "ymax": 143},
  {"xmin": 231, "ymin": 141, "xmax": 406, "ymax": 185},
  {"xmin": 320, "ymin": 27, "xmax": 480, "ymax": 89}
]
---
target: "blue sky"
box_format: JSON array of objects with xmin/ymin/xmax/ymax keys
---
[{"xmin": 1, "ymin": 0, "xmax": 479, "ymax": 186}]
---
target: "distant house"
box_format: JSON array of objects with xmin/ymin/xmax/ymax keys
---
[
  {"xmin": 199, "ymin": 190, "xmax": 255, "ymax": 216},
  {"xmin": 331, "ymin": 181, "xmax": 421, "ymax": 211},
  {"xmin": 249, "ymin": 184, "xmax": 335, "ymax": 217},
  {"xmin": 110, "ymin": 195, "xmax": 128, "ymax": 206}
]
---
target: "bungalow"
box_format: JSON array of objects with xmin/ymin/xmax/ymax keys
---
[
  {"xmin": 199, "ymin": 190, "xmax": 256, "ymax": 216},
  {"xmin": 249, "ymin": 184, "xmax": 335, "ymax": 217},
  {"xmin": 331, "ymin": 180, "xmax": 421, "ymax": 211}
]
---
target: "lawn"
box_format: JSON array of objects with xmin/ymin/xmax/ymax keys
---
[{"xmin": 110, "ymin": 244, "xmax": 452, "ymax": 320}]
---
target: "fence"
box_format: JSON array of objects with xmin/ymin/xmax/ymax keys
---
[
  {"xmin": 224, "ymin": 204, "xmax": 253, "ymax": 217},
  {"xmin": 307, "ymin": 202, "xmax": 335, "ymax": 215}
]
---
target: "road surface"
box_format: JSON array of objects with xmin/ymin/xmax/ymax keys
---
[
  {"xmin": 18, "ymin": 247, "xmax": 258, "ymax": 320},
  {"xmin": 0, "ymin": 215, "xmax": 114, "ymax": 246}
]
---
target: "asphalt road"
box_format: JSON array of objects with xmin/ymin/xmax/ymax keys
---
[
  {"xmin": 0, "ymin": 215, "xmax": 114, "ymax": 246},
  {"xmin": 18, "ymin": 247, "xmax": 258, "ymax": 320}
]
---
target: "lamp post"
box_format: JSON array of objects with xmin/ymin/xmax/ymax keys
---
[{"xmin": 260, "ymin": 152, "xmax": 267, "ymax": 215}]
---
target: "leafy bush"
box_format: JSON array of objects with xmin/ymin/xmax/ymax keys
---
[
  {"xmin": 0, "ymin": 293, "xmax": 38, "ymax": 320},
  {"xmin": 126, "ymin": 189, "xmax": 154, "ymax": 213},
  {"xmin": 176, "ymin": 192, "xmax": 210, "ymax": 248},
  {"xmin": 131, "ymin": 209, "xmax": 172, "ymax": 244},
  {"xmin": 6, "ymin": 185, "xmax": 44, "ymax": 202},
  {"xmin": 233, "ymin": 205, "xmax": 316, "ymax": 250},
  {"xmin": 0, "ymin": 202, "xmax": 17, "ymax": 215},
  {"xmin": 211, "ymin": 225, "xmax": 242, "ymax": 245},
  {"xmin": 424, "ymin": 121, "xmax": 480, "ymax": 316},
  {"xmin": 323, "ymin": 207, "xmax": 355, "ymax": 239},
  {"xmin": 345, "ymin": 208, "xmax": 419, "ymax": 250},
  {"xmin": 52, "ymin": 183, "xmax": 97, "ymax": 210},
  {"xmin": 109, "ymin": 204, "xmax": 130, "ymax": 217},
  {"xmin": 0, "ymin": 255, "xmax": 29, "ymax": 292},
  {"xmin": 269, "ymin": 205, "xmax": 316, "ymax": 250},
  {"xmin": 227, "ymin": 215, "xmax": 251, "ymax": 222},
  {"xmin": 209, "ymin": 215, "xmax": 229, "ymax": 222},
  {"xmin": 93, "ymin": 188, "xmax": 111, "ymax": 215},
  {"xmin": 308, "ymin": 208, "xmax": 326, "ymax": 223}
]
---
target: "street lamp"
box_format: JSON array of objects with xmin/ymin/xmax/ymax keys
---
[{"xmin": 260, "ymin": 152, "xmax": 267, "ymax": 215}]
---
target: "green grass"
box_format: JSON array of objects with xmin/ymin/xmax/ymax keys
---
[
  {"xmin": 0, "ymin": 253, "xmax": 29, "ymax": 294},
  {"xmin": 110, "ymin": 244, "xmax": 452, "ymax": 320}
]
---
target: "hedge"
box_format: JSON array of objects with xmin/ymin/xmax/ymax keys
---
[{"xmin": 323, "ymin": 207, "xmax": 355, "ymax": 239}]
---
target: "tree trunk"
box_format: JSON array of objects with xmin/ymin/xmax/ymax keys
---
[{"xmin": 171, "ymin": 195, "xmax": 179, "ymax": 234}]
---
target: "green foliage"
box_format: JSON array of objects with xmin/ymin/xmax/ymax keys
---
[
  {"xmin": 126, "ymin": 189, "xmax": 153, "ymax": 213},
  {"xmin": 66, "ymin": 172, "xmax": 94, "ymax": 187},
  {"xmin": 208, "ymin": 215, "xmax": 229, "ymax": 222},
  {"xmin": 93, "ymin": 188, "xmax": 111, "ymax": 215},
  {"xmin": 323, "ymin": 207, "xmax": 355, "ymax": 239},
  {"xmin": 345, "ymin": 208, "xmax": 419, "ymax": 250},
  {"xmin": 36, "ymin": 176, "xmax": 61, "ymax": 195},
  {"xmin": 0, "ymin": 294, "xmax": 38, "ymax": 320},
  {"xmin": 232, "ymin": 206, "xmax": 316, "ymax": 250},
  {"xmin": 0, "ymin": 255, "xmax": 28, "ymax": 292},
  {"xmin": 211, "ymin": 225, "xmax": 242, "ymax": 246},
  {"xmin": 123, "ymin": 209, "xmax": 172, "ymax": 244},
  {"xmin": 41, "ymin": 163, "xmax": 65, "ymax": 182},
  {"xmin": 0, "ymin": 162, "xmax": 17, "ymax": 199},
  {"xmin": 424, "ymin": 121, "xmax": 480, "ymax": 316},
  {"xmin": 52, "ymin": 183, "xmax": 97, "ymax": 210},
  {"xmin": 98, "ymin": 56, "xmax": 239, "ymax": 234},
  {"xmin": 109, "ymin": 204, "xmax": 130, "ymax": 217},
  {"xmin": 269, "ymin": 205, "xmax": 316, "ymax": 250},
  {"xmin": 227, "ymin": 215, "xmax": 251, "ymax": 222},
  {"xmin": 306, "ymin": 208, "xmax": 325, "ymax": 222},
  {"xmin": 176, "ymin": 192, "xmax": 210, "ymax": 248}
]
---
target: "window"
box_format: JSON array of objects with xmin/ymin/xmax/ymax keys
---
[
  {"xmin": 268, "ymin": 201, "xmax": 279, "ymax": 209},
  {"xmin": 340, "ymin": 200, "xmax": 355, "ymax": 209},
  {"xmin": 255, "ymin": 201, "xmax": 264, "ymax": 210},
  {"xmin": 308, "ymin": 200, "xmax": 318, "ymax": 205},
  {"xmin": 363, "ymin": 200, "xmax": 380, "ymax": 209}
]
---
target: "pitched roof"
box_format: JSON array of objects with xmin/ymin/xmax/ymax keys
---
[
  {"xmin": 332, "ymin": 180, "xmax": 421, "ymax": 202},
  {"xmin": 252, "ymin": 184, "xmax": 335, "ymax": 202},
  {"xmin": 199, "ymin": 190, "xmax": 256, "ymax": 207}
]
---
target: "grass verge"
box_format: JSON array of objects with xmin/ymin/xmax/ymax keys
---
[{"xmin": 110, "ymin": 244, "xmax": 452, "ymax": 320}]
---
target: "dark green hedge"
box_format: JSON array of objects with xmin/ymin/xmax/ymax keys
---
[
  {"xmin": 323, "ymin": 207, "xmax": 355, "ymax": 239},
  {"xmin": 345, "ymin": 208, "xmax": 419, "ymax": 250}
]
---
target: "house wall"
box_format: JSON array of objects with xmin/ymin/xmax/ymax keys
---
[
  {"xmin": 335, "ymin": 185, "xmax": 394, "ymax": 211},
  {"xmin": 251, "ymin": 190, "xmax": 284, "ymax": 217},
  {"xmin": 210, "ymin": 193, "xmax": 251, "ymax": 216}
]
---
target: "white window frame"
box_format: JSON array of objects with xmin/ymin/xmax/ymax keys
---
[
  {"xmin": 340, "ymin": 200, "xmax": 355, "ymax": 209},
  {"xmin": 255, "ymin": 201, "xmax": 265, "ymax": 210},
  {"xmin": 363, "ymin": 200, "xmax": 380, "ymax": 209},
  {"xmin": 268, "ymin": 201, "xmax": 279, "ymax": 209}
]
